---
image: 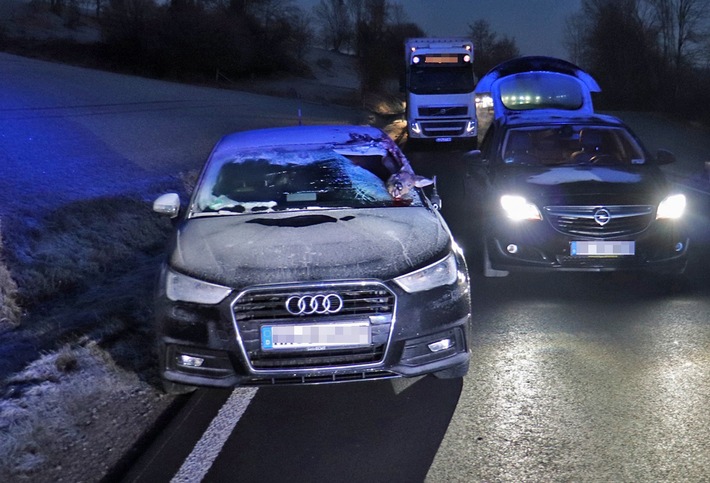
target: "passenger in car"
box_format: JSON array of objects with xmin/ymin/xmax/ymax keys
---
[{"xmin": 571, "ymin": 129, "xmax": 604, "ymax": 163}]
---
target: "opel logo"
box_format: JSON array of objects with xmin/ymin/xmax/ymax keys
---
[
  {"xmin": 285, "ymin": 294, "xmax": 344, "ymax": 316},
  {"xmin": 593, "ymin": 207, "xmax": 612, "ymax": 226}
]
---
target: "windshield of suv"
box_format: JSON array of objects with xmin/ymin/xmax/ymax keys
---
[
  {"xmin": 192, "ymin": 148, "xmax": 423, "ymax": 215},
  {"xmin": 501, "ymin": 125, "xmax": 646, "ymax": 167}
]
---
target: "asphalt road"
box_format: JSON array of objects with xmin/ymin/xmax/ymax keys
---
[
  {"xmin": 122, "ymin": 147, "xmax": 710, "ymax": 483},
  {"xmin": 4, "ymin": 52, "xmax": 707, "ymax": 482}
]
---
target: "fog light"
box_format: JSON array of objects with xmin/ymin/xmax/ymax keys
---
[
  {"xmin": 428, "ymin": 338, "xmax": 453, "ymax": 353},
  {"xmin": 177, "ymin": 354, "xmax": 205, "ymax": 367},
  {"xmin": 674, "ymin": 242, "xmax": 684, "ymax": 252},
  {"xmin": 507, "ymin": 244, "xmax": 519, "ymax": 254}
]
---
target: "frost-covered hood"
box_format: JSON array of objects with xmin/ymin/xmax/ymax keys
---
[
  {"xmin": 169, "ymin": 207, "xmax": 451, "ymax": 288},
  {"xmin": 494, "ymin": 164, "xmax": 669, "ymax": 206}
]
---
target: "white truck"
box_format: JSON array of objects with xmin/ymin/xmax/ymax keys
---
[{"xmin": 404, "ymin": 37, "xmax": 478, "ymax": 147}]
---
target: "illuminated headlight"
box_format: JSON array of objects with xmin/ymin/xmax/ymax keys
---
[
  {"xmin": 394, "ymin": 253, "xmax": 458, "ymax": 293},
  {"xmin": 410, "ymin": 122, "xmax": 422, "ymax": 135},
  {"xmin": 500, "ymin": 195, "xmax": 542, "ymax": 221},
  {"xmin": 475, "ymin": 94, "xmax": 494, "ymax": 109},
  {"xmin": 165, "ymin": 269, "xmax": 231, "ymax": 304},
  {"xmin": 465, "ymin": 120, "xmax": 477, "ymax": 133},
  {"xmin": 656, "ymin": 194, "xmax": 686, "ymax": 219}
]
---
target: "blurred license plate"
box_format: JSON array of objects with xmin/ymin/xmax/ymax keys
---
[
  {"xmin": 261, "ymin": 322, "xmax": 371, "ymax": 351},
  {"xmin": 435, "ymin": 137, "xmax": 452, "ymax": 143},
  {"xmin": 570, "ymin": 241, "xmax": 635, "ymax": 256}
]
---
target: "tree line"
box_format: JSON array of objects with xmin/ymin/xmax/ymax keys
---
[
  {"xmin": 12, "ymin": 0, "xmax": 710, "ymax": 123},
  {"xmin": 565, "ymin": 0, "xmax": 710, "ymax": 122}
]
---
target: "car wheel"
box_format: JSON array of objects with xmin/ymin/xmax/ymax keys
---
[
  {"xmin": 482, "ymin": 240, "xmax": 509, "ymax": 277},
  {"xmin": 162, "ymin": 379, "xmax": 197, "ymax": 396}
]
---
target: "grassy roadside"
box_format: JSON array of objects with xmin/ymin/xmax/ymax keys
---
[
  {"xmin": 0, "ymin": 171, "xmax": 197, "ymax": 480},
  {"xmin": 0, "ymin": 224, "xmax": 20, "ymax": 331}
]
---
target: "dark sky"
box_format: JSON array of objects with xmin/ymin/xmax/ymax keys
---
[{"xmin": 298, "ymin": 0, "xmax": 582, "ymax": 60}]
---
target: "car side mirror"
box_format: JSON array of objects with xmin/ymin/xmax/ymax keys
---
[
  {"xmin": 462, "ymin": 149, "xmax": 488, "ymax": 178},
  {"xmin": 153, "ymin": 193, "xmax": 181, "ymax": 218},
  {"xmin": 463, "ymin": 149, "xmax": 487, "ymax": 166},
  {"xmin": 424, "ymin": 176, "xmax": 442, "ymax": 210},
  {"xmin": 656, "ymin": 149, "xmax": 676, "ymax": 165},
  {"xmin": 430, "ymin": 186, "xmax": 442, "ymax": 211}
]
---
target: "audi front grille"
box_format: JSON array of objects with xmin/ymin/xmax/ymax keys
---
[
  {"xmin": 544, "ymin": 205, "xmax": 655, "ymax": 238},
  {"xmin": 231, "ymin": 282, "xmax": 395, "ymax": 370}
]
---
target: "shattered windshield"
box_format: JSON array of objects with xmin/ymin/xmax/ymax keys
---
[
  {"xmin": 501, "ymin": 125, "xmax": 646, "ymax": 167},
  {"xmin": 192, "ymin": 147, "xmax": 423, "ymax": 215}
]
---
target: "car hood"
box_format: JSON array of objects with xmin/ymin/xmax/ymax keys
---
[
  {"xmin": 169, "ymin": 207, "xmax": 451, "ymax": 288},
  {"xmin": 493, "ymin": 164, "xmax": 669, "ymax": 206}
]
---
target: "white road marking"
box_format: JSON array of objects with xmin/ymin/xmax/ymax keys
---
[{"xmin": 171, "ymin": 387, "xmax": 258, "ymax": 483}]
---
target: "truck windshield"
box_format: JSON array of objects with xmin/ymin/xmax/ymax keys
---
[{"xmin": 409, "ymin": 65, "xmax": 475, "ymax": 94}]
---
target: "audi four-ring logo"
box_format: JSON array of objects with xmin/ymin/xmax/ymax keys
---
[{"xmin": 285, "ymin": 294, "xmax": 344, "ymax": 315}]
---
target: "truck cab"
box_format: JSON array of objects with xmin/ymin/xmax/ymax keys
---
[{"xmin": 404, "ymin": 37, "xmax": 478, "ymax": 148}]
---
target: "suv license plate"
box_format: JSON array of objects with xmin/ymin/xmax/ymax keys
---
[
  {"xmin": 570, "ymin": 241, "xmax": 635, "ymax": 256},
  {"xmin": 261, "ymin": 322, "xmax": 371, "ymax": 351}
]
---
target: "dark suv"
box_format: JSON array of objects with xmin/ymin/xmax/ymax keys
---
[
  {"xmin": 470, "ymin": 57, "xmax": 689, "ymax": 277},
  {"xmin": 153, "ymin": 125, "xmax": 471, "ymax": 393}
]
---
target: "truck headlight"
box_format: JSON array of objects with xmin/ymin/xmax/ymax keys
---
[
  {"xmin": 656, "ymin": 194, "xmax": 686, "ymax": 219},
  {"xmin": 394, "ymin": 253, "xmax": 458, "ymax": 293},
  {"xmin": 500, "ymin": 195, "xmax": 542, "ymax": 221},
  {"xmin": 165, "ymin": 269, "xmax": 232, "ymax": 304}
]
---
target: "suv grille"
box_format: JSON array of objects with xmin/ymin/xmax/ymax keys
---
[
  {"xmin": 544, "ymin": 205, "xmax": 655, "ymax": 238},
  {"xmin": 232, "ymin": 282, "xmax": 395, "ymax": 370}
]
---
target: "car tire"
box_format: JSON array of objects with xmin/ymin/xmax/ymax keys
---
[{"xmin": 432, "ymin": 360, "xmax": 469, "ymax": 379}]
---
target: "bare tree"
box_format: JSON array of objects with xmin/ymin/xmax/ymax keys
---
[
  {"xmin": 468, "ymin": 19, "xmax": 520, "ymax": 78},
  {"xmin": 313, "ymin": 0, "xmax": 351, "ymax": 52},
  {"xmin": 645, "ymin": 0, "xmax": 709, "ymax": 68},
  {"xmin": 563, "ymin": 12, "xmax": 588, "ymax": 65}
]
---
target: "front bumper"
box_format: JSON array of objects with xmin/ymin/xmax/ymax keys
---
[
  {"xmin": 485, "ymin": 218, "xmax": 689, "ymax": 274},
  {"xmin": 155, "ymin": 275, "xmax": 471, "ymax": 387}
]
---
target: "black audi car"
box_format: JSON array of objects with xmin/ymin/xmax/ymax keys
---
[
  {"xmin": 470, "ymin": 57, "xmax": 689, "ymax": 277},
  {"xmin": 152, "ymin": 125, "xmax": 471, "ymax": 393}
]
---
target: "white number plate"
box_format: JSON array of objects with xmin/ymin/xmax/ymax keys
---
[
  {"xmin": 435, "ymin": 137, "xmax": 452, "ymax": 143},
  {"xmin": 570, "ymin": 241, "xmax": 635, "ymax": 256},
  {"xmin": 261, "ymin": 322, "xmax": 371, "ymax": 351}
]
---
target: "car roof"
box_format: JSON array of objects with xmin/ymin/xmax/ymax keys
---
[
  {"xmin": 498, "ymin": 111, "xmax": 627, "ymax": 129},
  {"xmin": 212, "ymin": 125, "xmax": 391, "ymax": 155}
]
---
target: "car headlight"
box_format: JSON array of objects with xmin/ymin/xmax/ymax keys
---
[
  {"xmin": 165, "ymin": 269, "xmax": 232, "ymax": 304},
  {"xmin": 394, "ymin": 253, "xmax": 458, "ymax": 293},
  {"xmin": 656, "ymin": 194, "xmax": 686, "ymax": 219},
  {"xmin": 500, "ymin": 195, "xmax": 542, "ymax": 221}
]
